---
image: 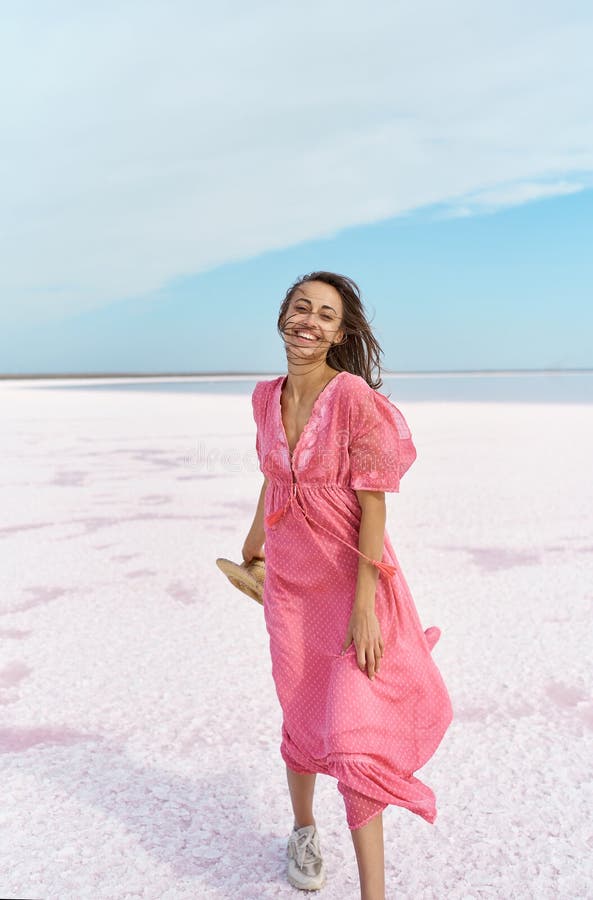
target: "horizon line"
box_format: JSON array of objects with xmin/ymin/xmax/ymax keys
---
[{"xmin": 1, "ymin": 367, "xmax": 592, "ymax": 381}]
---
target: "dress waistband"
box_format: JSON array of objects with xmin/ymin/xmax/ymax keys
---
[{"xmin": 264, "ymin": 481, "xmax": 396, "ymax": 579}]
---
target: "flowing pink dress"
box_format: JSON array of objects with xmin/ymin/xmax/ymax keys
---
[{"xmin": 251, "ymin": 370, "xmax": 453, "ymax": 829}]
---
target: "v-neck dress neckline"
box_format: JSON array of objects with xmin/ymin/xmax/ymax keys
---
[{"xmin": 278, "ymin": 369, "xmax": 346, "ymax": 461}]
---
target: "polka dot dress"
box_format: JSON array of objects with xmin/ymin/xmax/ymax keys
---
[{"xmin": 251, "ymin": 370, "xmax": 454, "ymax": 830}]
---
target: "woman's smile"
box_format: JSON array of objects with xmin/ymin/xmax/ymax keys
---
[{"xmin": 294, "ymin": 328, "xmax": 321, "ymax": 344}]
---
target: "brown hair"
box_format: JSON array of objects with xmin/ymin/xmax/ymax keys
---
[{"xmin": 277, "ymin": 271, "xmax": 387, "ymax": 391}]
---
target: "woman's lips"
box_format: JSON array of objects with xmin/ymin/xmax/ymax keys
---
[{"xmin": 293, "ymin": 330, "xmax": 320, "ymax": 343}]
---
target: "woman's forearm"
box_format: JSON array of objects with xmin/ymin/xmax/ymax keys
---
[
  {"xmin": 353, "ymin": 493, "xmax": 387, "ymax": 610},
  {"xmin": 246, "ymin": 477, "xmax": 268, "ymax": 549}
]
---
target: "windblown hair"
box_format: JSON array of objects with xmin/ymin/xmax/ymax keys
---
[{"xmin": 277, "ymin": 271, "xmax": 387, "ymax": 391}]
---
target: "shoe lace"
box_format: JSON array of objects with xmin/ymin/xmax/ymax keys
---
[{"xmin": 291, "ymin": 828, "xmax": 321, "ymax": 870}]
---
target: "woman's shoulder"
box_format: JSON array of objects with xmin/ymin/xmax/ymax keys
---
[
  {"xmin": 338, "ymin": 370, "xmax": 386, "ymax": 400},
  {"xmin": 344, "ymin": 371, "xmax": 399, "ymax": 400},
  {"xmin": 343, "ymin": 371, "xmax": 369, "ymax": 386},
  {"xmin": 339, "ymin": 371, "xmax": 409, "ymax": 422},
  {"xmin": 251, "ymin": 375, "xmax": 282, "ymax": 408},
  {"xmin": 254, "ymin": 375, "xmax": 282, "ymax": 389}
]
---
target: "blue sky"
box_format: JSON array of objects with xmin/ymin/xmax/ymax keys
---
[{"xmin": 1, "ymin": 2, "xmax": 592, "ymax": 374}]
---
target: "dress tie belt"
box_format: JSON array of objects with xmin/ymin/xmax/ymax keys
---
[{"xmin": 264, "ymin": 481, "xmax": 397, "ymax": 579}]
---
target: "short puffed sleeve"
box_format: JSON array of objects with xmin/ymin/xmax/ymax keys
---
[{"xmin": 348, "ymin": 380, "xmax": 417, "ymax": 492}]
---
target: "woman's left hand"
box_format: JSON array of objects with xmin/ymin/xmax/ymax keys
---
[{"xmin": 341, "ymin": 606, "xmax": 385, "ymax": 680}]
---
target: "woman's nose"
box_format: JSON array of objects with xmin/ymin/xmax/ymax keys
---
[{"xmin": 301, "ymin": 310, "xmax": 320, "ymax": 324}]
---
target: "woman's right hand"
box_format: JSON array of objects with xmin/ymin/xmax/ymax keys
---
[{"xmin": 242, "ymin": 539, "xmax": 265, "ymax": 564}]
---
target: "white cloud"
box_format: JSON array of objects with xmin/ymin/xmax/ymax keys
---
[
  {"xmin": 440, "ymin": 179, "xmax": 587, "ymax": 217},
  {"xmin": 1, "ymin": 0, "xmax": 592, "ymax": 324}
]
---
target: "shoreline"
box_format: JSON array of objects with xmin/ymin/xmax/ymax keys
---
[{"xmin": 1, "ymin": 367, "xmax": 592, "ymax": 383}]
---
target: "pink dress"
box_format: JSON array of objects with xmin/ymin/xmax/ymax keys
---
[{"xmin": 251, "ymin": 370, "xmax": 453, "ymax": 829}]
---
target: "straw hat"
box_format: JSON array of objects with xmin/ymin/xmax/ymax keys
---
[{"xmin": 216, "ymin": 556, "xmax": 265, "ymax": 605}]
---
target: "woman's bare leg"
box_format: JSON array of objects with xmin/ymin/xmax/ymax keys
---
[
  {"xmin": 286, "ymin": 765, "xmax": 317, "ymax": 828},
  {"xmin": 350, "ymin": 811, "xmax": 385, "ymax": 900}
]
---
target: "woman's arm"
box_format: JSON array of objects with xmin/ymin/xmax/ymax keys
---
[
  {"xmin": 353, "ymin": 490, "xmax": 387, "ymax": 610},
  {"xmin": 341, "ymin": 489, "xmax": 387, "ymax": 679},
  {"xmin": 242, "ymin": 476, "xmax": 268, "ymax": 562}
]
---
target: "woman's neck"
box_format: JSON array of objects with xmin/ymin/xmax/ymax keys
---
[{"xmin": 283, "ymin": 362, "xmax": 338, "ymax": 403}]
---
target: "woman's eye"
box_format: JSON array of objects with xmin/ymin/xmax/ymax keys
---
[{"xmin": 294, "ymin": 305, "xmax": 333, "ymax": 321}]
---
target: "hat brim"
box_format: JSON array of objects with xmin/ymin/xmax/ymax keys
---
[{"xmin": 216, "ymin": 557, "xmax": 265, "ymax": 605}]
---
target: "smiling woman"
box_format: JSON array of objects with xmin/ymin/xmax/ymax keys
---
[
  {"xmin": 275, "ymin": 272, "xmax": 386, "ymax": 388},
  {"xmin": 242, "ymin": 271, "xmax": 453, "ymax": 897}
]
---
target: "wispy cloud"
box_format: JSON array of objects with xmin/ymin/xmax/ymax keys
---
[
  {"xmin": 1, "ymin": 0, "xmax": 593, "ymax": 324},
  {"xmin": 440, "ymin": 179, "xmax": 587, "ymax": 218}
]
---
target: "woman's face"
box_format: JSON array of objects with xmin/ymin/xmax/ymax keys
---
[{"xmin": 282, "ymin": 281, "xmax": 345, "ymax": 361}]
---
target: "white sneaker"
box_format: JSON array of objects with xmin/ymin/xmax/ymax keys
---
[{"xmin": 286, "ymin": 823, "xmax": 326, "ymax": 891}]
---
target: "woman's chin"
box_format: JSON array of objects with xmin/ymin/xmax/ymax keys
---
[{"xmin": 285, "ymin": 345, "xmax": 326, "ymax": 360}]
